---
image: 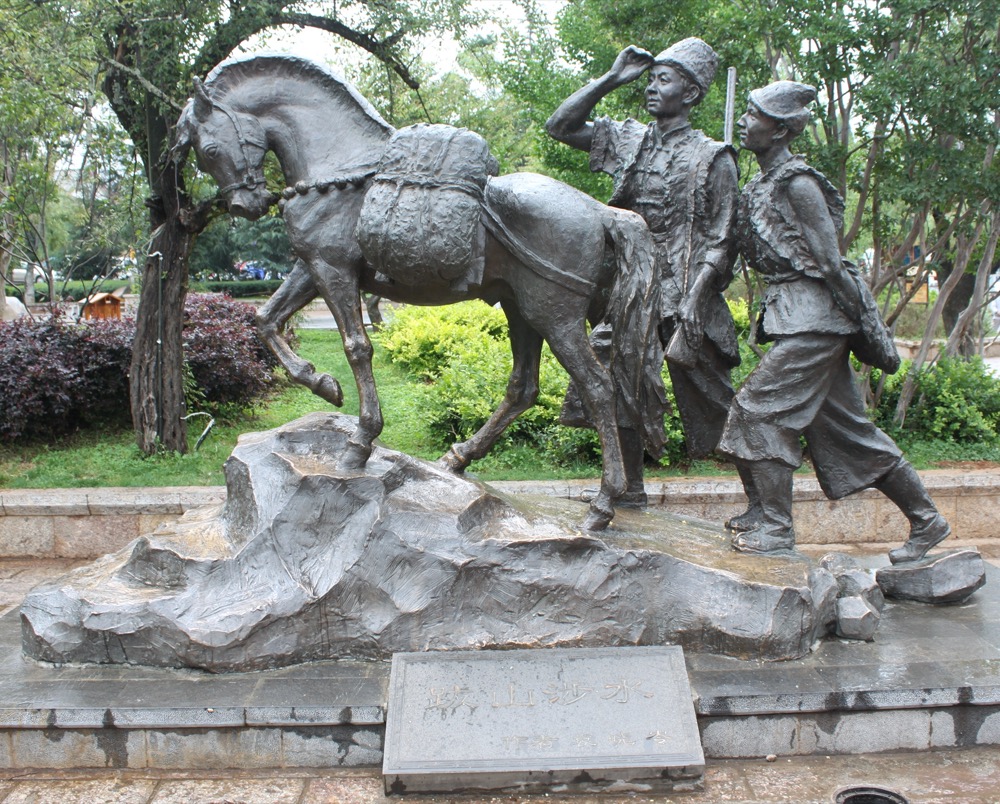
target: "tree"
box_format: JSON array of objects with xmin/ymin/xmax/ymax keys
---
[
  {"xmin": 36, "ymin": 0, "xmax": 473, "ymax": 454},
  {"xmin": 0, "ymin": 2, "xmax": 95, "ymax": 314}
]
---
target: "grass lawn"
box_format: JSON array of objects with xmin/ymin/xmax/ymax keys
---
[
  {"xmin": 0, "ymin": 329, "xmax": 428, "ymax": 488},
  {"xmin": 0, "ymin": 329, "xmax": 635, "ymax": 488},
  {"xmin": 0, "ymin": 328, "xmax": 995, "ymax": 489}
]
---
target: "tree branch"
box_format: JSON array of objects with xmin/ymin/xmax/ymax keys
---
[
  {"xmin": 99, "ymin": 56, "xmax": 184, "ymax": 113},
  {"xmin": 277, "ymin": 12, "xmax": 420, "ymax": 89}
]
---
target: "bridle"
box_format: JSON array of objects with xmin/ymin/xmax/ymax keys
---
[{"xmin": 208, "ymin": 100, "xmax": 269, "ymax": 197}]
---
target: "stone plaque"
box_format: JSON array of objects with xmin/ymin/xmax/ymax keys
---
[{"xmin": 383, "ymin": 646, "xmax": 704, "ymax": 794}]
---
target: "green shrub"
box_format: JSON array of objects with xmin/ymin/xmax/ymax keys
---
[
  {"xmin": 875, "ymin": 357, "xmax": 1000, "ymax": 444},
  {"xmin": 377, "ymin": 303, "xmax": 695, "ymax": 468},
  {"xmin": 376, "ymin": 302, "xmax": 507, "ymax": 381}
]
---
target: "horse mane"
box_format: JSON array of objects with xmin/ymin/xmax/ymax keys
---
[{"xmin": 204, "ymin": 54, "xmax": 394, "ymax": 137}]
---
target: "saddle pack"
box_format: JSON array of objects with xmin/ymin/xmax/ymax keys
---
[{"xmin": 356, "ymin": 123, "xmax": 498, "ymax": 290}]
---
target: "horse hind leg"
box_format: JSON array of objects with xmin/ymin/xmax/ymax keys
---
[
  {"xmin": 438, "ymin": 303, "xmax": 543, "ymax": 473},
  {"xmin": 256, "ymin": 259, "xmax": 343, "ymax": 406}
]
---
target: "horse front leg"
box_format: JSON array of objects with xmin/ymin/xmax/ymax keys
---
[
  {"xmin": 256, "ymin": 259, "xmax": 343, "ymax": 406},
  {"xmin": 439, "ymin": 303, "xmax": 543, "ymax": 472},
  {"xmin": 545, "ymin": 323, "xmax": 626, "ymax": 531},
  {"xmin": 312, "ymin": 262, "xmax": 382, "ymax": 470}
]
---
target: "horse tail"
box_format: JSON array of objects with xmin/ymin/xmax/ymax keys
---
[{"xmin": 603, "ymin": 209, "xmax": 668, "ymax": 459}]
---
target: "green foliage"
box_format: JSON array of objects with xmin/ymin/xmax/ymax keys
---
[
  {"xmin": 875, "ymin": 358, "xmax": 1000, "ymax": 445},
  {"xmin": 377, "ymin": 302, "xmax": 606, "ymax": 465},
  {"xmin": 375, "ymin": 302, "xmax": 508, "ymax": 380},
  {"xmin": 190, "ymin": 214, "xmax": 294, "ymax": 279}
]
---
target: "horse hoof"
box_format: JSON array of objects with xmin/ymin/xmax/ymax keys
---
[
  {"xmin": 338, "ymin": 440, "xmax": 371, "ymax": 471},
  {"xmin": 437, "ymin": 445, "xmax": 469, "ymax": 474},
  {"xmin": 581, "ymin": 504, "xmax": 614, "ymax": 532},
  {"xmin": 313, "ymin": 374, "xmax": 343, "ymax": 407}
]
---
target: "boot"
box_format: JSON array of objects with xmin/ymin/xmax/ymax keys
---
[
  {"xmin": 727, "ymin": 461, "xmax": 763, "ymax": 532},
  {"xmin": 876, "ymin": 460, "xmax": 951, "ymax": 564},
  {"xmin": 731, "ymin": 460, "xmax": 796, "ymax": 554},
  {"xmin": 618, "ymin": 427, "xmax": 648, "ymax": 509}
]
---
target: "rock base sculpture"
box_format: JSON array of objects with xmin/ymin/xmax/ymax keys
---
[
  {"xmin": 877, "ymin": 549, "xmax": 987, "ymax": 604},
  {"xmin": 22, "ymin": 413, "xmax": 846, "ymax": 671}
]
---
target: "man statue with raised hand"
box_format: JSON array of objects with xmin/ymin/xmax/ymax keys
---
[
  {"xmin": 718, "ymin": 80, "xmax": 951, "ymax": 562},
  {"xmin": 546, "ymin": 39, "xmax": 742, "ymax": 508}
]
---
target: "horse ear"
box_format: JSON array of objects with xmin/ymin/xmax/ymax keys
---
[{"xmin": 193, "ymin": 77, "xmax": 213, "ymax": 121}]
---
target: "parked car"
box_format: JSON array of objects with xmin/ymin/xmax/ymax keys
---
[
  {"xmin": 7, "ymin": 264, "xmax": 61, "ymax": 284},
  {"xmin": 235, "ymin": 261, "xmax": 267, "ymax": 280}
]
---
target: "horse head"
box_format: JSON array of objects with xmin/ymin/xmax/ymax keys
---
[{"xmin": 174, "ymin": 77, "xmax": 276, "ymax": 220}]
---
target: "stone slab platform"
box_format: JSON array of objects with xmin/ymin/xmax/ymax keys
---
[{"xmin": 2, "ymin": 561, "xmax": 998, "ymax": 770}]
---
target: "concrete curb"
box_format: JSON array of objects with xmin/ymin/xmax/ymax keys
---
[{"xmin": 0, "ymin": 470, "xmax": 997, "ymax": 559}]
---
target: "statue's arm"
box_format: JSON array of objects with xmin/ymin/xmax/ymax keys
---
[
  {"xmin": 545, "ymin": 46, "xmax": 654, "ymax": 153},
  {"xmin": 678, "ymin": 152, "xmax": 740, "ymax": 329},
  {"xmin": 786, "ymin": 174, "xmax": 862, "ymax": 321}
]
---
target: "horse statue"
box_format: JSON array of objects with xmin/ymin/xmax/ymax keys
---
[{"xmin": 173, "ymin": 55, "xmax": 665, "ymax": 531}]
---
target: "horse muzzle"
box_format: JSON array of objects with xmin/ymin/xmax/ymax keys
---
[{"xmin": 228, "ymin": 189, "xmax": 276, "ymax": 221}]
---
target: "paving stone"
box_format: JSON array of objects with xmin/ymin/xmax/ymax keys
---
[
  {"xmin": 10, "ymin": 727, "xmax": 146, "ymax": 769},
  {"xmin": 0, "ymin": 516, "xmax": 54, "ymax": 558},
  {"xmin": 1, "ymin": 778, "xmax": 157, "ymax": 804},
  {"xmin": 145, "ymin": 728, "xmax": 282, "ymax": 770},
  {"xmin": 53, "ymin": 515, "xmax": 139, "ymax": 559},
  {"xmin": 699, "ymin": 714, "xmax": 799, "ymax": 759},
  {"xmin": 283, "ymin": 726, "xmax": 383, "ymax": 768},
  {"xmin": 148, "ymin": 778, "xmax": 302, "ymax": 803},
  {"xmin": 0, "ymin": 490, "xmax": 90, "ymax": 517},
  {"xmin": 803, "ymin": 708, "xmax": 932, "ymax": 754},
  {"xmin": 301, "ymin": 775, "xmax": 389, "ymax": 804}
]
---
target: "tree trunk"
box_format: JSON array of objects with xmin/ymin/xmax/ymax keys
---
[
  {"xmin": 939, "ymin": 261, "xmax": 977, "ymax": 356},
  {"xmin": 129, "ymin": 163, "xmax": 190, "ymax": 454}
]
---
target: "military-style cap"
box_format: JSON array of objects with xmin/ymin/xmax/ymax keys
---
[
  {"xmin": 748, "ymin": 81, "xmax": 817, "ymax": 129},
  {"xmin": 653, "ymin": 37, "xmax": 719, "ymax": 95}
]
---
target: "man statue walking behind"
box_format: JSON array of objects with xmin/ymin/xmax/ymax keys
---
[{"xmin": 718, "ymin": 80, "xmax": 951, "ymax": 562}]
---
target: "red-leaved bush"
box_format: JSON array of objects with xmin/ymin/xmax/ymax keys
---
[
  {"xmin": 0, "ymin": 294, "xmax": 279, "ymax": 441},
  {"xmin": 182, "ymin": 294, "xmax": 276, "ymax": 408},
  {"xmin": 0, "ymin": 315, "xmax": 133, "ymax": 440}
]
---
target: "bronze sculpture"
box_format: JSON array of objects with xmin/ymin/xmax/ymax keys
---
[
  {"xmin": 546, "ymin": 39, "xmax": 741, "ymax": 508},
  {"xmin": 173, "ymin": 55, "xmax": 667, "ymax": 531},
  {"xmin": 718, "ymin": 80, "xmax": 951, "ymax": 563}
]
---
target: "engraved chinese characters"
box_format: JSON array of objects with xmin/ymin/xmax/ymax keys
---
[{"xmin": 383, "ymin": 647, "xmax": 704, "ymax": 794}]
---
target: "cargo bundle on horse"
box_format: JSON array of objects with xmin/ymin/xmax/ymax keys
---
[
  {"xmin": 356, "ymin": 123, "xmax": 498, "ymax": 291},
  {"xmin": 173, "ymin": 54, "xmax": 665, "ymax": 530}
]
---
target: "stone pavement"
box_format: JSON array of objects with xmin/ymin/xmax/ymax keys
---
[{"xmin": 1, "ymin": 748, "xmax": 1000, "ymax": 802}]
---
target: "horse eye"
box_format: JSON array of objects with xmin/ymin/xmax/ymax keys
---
[{"xmin": 203, "ymin": 143, "xmax": 219, "ymax": 158}]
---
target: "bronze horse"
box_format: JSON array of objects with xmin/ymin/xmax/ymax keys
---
[{"xmin": 174, "ymin": 55, "xmax": 663, "ymax": 530}]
